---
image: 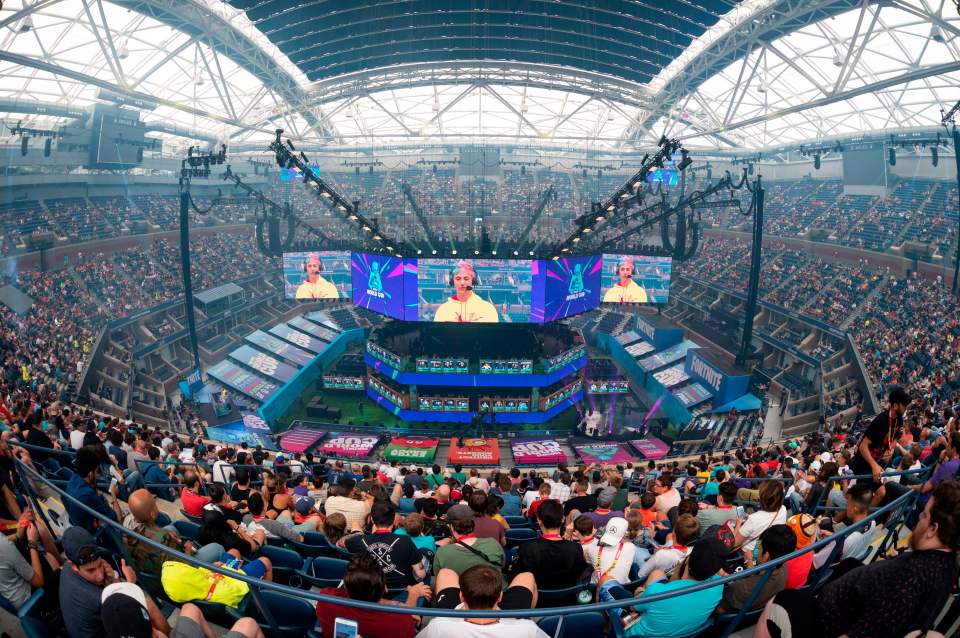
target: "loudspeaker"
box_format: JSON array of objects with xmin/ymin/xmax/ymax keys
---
[
  {"xmin": 43, "ymin": 138, "xmax": 51, "ymax": 157},
  {"xmin": 20, "ymin": 137, "xmax": 28, "ymax": 156}
]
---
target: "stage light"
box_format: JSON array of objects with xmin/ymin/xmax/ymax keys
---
[
  {"xmin": 321, "ymin": 191, "xmax": 331, "ymax": 198},
  {"xmin": 348, "ymin": 214, "xmax": 358, "ymax": 221},
  {"xmin": 528, "ymin": 251, "xmax": 534, "ymax": 256},
  {"xmin": 572, "ymin": 237, "xmax": 580, "ymax": 243},
  {"xmin": 431, "ymin": 250, "xmax": 437, "ymax": 255},
  {"xmin": 417, "ymin": 249, "xmax": 422, "ymax": 254},
  {"xmin": 491, "ymin": 250, "xmax": 497, "ymax": 255},
  {"xmin": 677, "ymin": 149, "xmax": 692, "ymax": 171},
  {"xmin": 513, "ymin": 250, "xmax": 519, "ymax": 256},
  {"xmin": 595, "ymin": 215, "xmax": 604, "ymax": 222},
  {"xmin": 452, "ymin": 249, "xmax": 457, "ymax": 255},
  {"xmin": 474, "ymin": 250, "xmax": 480, "ymax": 255},
  {"xmin": 888, "ymin": 147, "xmax": 896, "ymax": 166}
]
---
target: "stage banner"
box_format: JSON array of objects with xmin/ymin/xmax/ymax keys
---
[
  {"xmin": 447, "ymin": 437, "xmax": 500, "ymax": 465},
  {"xmin": 318, "ymin": 433, "xmax": 380, "ymax": 458},
  {"xmin": 629, "ymin": 437, "xmax": 670, "ymax": 460},
  {"xmin": 205, "ymin": 420, "xmax": 277, "ymax": 450},
  {"xmin": 279, "ymin": 428, "xmax": 326, "ymax": 453},
  {"xmin": 573, "ymin": 442, "xmax": 635, "ymax": 464},
  {"xmin": 240, "ymin": 411, "xmax": 271, "ymax": 432},
  {"xmin": 511, "ymin": 438, "xmax": 566, "ymax": 465},
  {"xmin": 383, "ymin": 436, "xmax": 440, "ymax": 462}
]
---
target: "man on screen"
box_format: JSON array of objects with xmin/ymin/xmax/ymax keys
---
[
  {"xmin": 433, "ymin": 261, "xmax": 500, "ymax": 323},
  {"xmin": 603, "ymin": 256, "xmax": 648, "ymax": 303},
  {"xmin": 295, "ymin": 253, "xmax": 339, "ymax": 299}
]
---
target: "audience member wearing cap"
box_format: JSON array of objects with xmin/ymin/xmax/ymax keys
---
[
  {"xmin": 243, "ymin": 492, "xmax": 306, "ymax": 543},
  {"xmin": 584, "ymin": 515, "xmax": 635, "ymax": 592},
  {"xmin": 423, "ymin": 564, "xmax": 544, "ymax": 637},
  {"xmin": 324, "ymin": 477, "xmax": 373, "ymax": 530},
  {"xmin": 432, "ymin": 504, "xmax": 505, "ymax": 581},
  {"xmin": 784, "ymin": 513, "xmax": 818, "ymax": 589},
  {"xmin": 604, "ymin": 536, "xmax": 726, "ymax": 638},
  {"xmin": 59, "ymin": 527, "xmax": 168, "ymax": 638},
  {"xmin": 717, "ymin": 524, "xmax": 795, "ymax": 613},
  {"xmin": 634, "ymin": 513, "xmax": 700, "ymax": 583},
  {"xmin": 342, "ymin": 501, "xmax": 425, "ymax": 590},
  {"xmin": 315, "ymin": 554, "xmax": 429, "ymax": 638},
  {"xmin": 515, "ymin": 499, "xmax": 588, "ymax": 589},
  {"xmin": 583, "ymin": 486, "xmax": 624, "ymax": 529}
]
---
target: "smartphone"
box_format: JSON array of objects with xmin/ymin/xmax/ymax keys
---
[
  {"xmin": 333, "ymin": 617, "xmax": 358, "ymax": 638},
  {"xmin": 110, "ymin": 478, "xmax": 119, "ymax": 493},
  {"xmin": 736, "ymin": 506, "xmax": 746, "ymax": 520}
]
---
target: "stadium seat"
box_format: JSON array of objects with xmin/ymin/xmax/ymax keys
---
[
  {"xmin": 255, "ymin": 545, "xmax": 304, "ymax": 585},
  {"xmin": 505, "ymin": 527, "xmax": 538, "ymax": 548},
  {"xmin": 298, "ymin": 556, "xmax": 348, "ymax": 589},
  {"xmin": 179, "ymin": 510, "xmax": 204, "ymax": 525},
  {"xmin": 537, "ymin": 612, "xmax": 605, "ymax": 637},
  {"xmin": 229, "ymin": 590, "xmax": 320, "ymax": 638},
  {"xmin": 173, "ymin": 520, "xmax": 200, "ymax": 541},
  {"xmin": 536, "ymin": 582, "xmax": 594, "ymax": 608},
  {"xmin": 503, "ymin": 515, "xmax": 531, "ymax": 528}
]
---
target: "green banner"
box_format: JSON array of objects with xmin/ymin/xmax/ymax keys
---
[{"xmin": 382, "ymin": 436, "xmax": 439, "ymax": 462}]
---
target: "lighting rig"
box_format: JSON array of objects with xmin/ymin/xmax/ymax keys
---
[
  {"xmin": 799, "ymin": 142, "xmax": 840, "ymax": 170},
  {"xmin": 886, "ymin": 132, "xmax": 949, "ymax": 168},
  {"xmin": 220, "ymin": 165, "xmax": 331, "ymax": 256},
  {"xmin": 177, "ymin": 144, "xmax": 228, "ymax": 373},
  {"xmin": 941, "ymin": 100, "xmax": 960, "ymax": 295},
  {"xmin": 270, "ymin": 129, "xmax": 403, "ymax": 256},
  {"xmin": 551, "ymin": 135, "xmax": 690, "ymax": 257},
  {"xmin": 7, "ymin": 120, "xmax": 61, "ymax": 156}
]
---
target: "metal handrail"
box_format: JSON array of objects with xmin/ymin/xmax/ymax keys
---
[{"xmin": 13, "ymin": 456, "xmax": 919, "ymax": 638}]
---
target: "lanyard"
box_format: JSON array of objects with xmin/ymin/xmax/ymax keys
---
[
  {"xmin": 596, "ymin": 543, "xmax": 624, "ymax": 580},
  {"xmin": 541, "ymin": 533, "xmax": 562, "ymax": 540}
]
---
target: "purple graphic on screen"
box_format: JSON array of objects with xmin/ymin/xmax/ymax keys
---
[
  {"xmin": 351, "ymin": 252, "xmax": 413, "ymax": 320},
  {"xmin": 531, "ymin": 255, "xmax": 602, "ymax": 322}
]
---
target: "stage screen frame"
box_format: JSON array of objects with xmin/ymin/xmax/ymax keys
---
[
  {"xmin": 417, "ymin": 258, "xmax": 533, "ymax": 323},
  {"xmin": 530, "ymin": 255, "xmax": 602, "ymax": 322},
  {"xmin": 601, "ymin": 254, "xmax": 672, "ymax": 304},
  {"xmin": 282, "ymin": 251, "xmax": 352, "ymax": 300},
  {"xmin": 351, "ymin": 253, "xmax": 418, "ymax": 320}
]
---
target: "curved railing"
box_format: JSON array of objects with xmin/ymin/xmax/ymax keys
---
[{"xmin": 13, "ymin": 452, "xmax": 922, "ymax": 638}]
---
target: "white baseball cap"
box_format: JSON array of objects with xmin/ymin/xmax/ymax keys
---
[{"xmin": 600, "ymin": 517, "xmax": 628, "ymax": 546}]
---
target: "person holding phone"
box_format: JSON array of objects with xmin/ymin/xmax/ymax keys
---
[{"xmin": 315, "ymin": 554, "xmax": 428, "ymax": 638}]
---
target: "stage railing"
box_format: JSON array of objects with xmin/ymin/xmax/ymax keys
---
[{"xmin": 13, "ymin": 454, "xmax": 921, "ymax": 638}]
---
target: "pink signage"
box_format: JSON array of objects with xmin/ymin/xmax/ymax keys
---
[
  {"xmin": 279, "ymin": 428, "xmax": 325, "ymax": 453},
  {"xmin": 511, "ymin": 438, "xmax": 566, "ymax": 465},
  {"xmin": 629, "ymin": 437, "xmax": 671, "ymax": 460},
  {"xmin": 318, "ymin": 433, "xmax": 379, "ymax": 458}
]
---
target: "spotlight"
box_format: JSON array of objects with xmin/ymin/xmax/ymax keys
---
[
  {"xmin": 452, "ymin": 249, "xmax": 457, "ymax": 255},
  {"xmin": 474, "ymin": 250, "xmax": 480, "ymax": 255},
  {"xmin": 417, "ymin": 249, "xmax": 422, "ymax": 255},
  {"xmin": 431, "ymin": 250, "xmax": 437, "ymax": 255},
  {"xmin": 888, "ymin": 147, "xmax": 896, "ymax": 166},
  {"xmin": 677, "ymin": 149, "xmax": 692, "ymax": 171},
  {"xmin": 513, "ymin": 250, "xmax": 519, "ymax": 256}
]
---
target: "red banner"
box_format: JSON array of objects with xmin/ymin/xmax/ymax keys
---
[{"xmin": 447, "ymin": 437, "xmax": 500, "ymax": 465}]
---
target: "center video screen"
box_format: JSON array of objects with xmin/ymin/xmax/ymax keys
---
[
  {"xmin": 351, "ymin": 253, "xmax": 418, "ymax": 321},
  {"xmin": 282, "ymin": 251, "xmax": 351, "ymax": 300},
  {"xmin": 601, "ymin": 254, "xmax": 672, "ymax": 304},
  {"xmin": 531, "ymin": 255, "xmax": 601, "ymax": 322},
  {"xmin": 417, "ymin": 259, "xmax": 532, "ymax": 323}
]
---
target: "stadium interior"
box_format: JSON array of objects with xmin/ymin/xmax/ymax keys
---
[{"xmin": 1, "ymin": 1, "xmax": 960, "ymax": 637}]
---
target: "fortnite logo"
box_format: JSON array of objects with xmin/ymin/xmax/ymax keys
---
[
  {"xmin": 637, "ymin": 318, "xmax": 656, "ymax": 341},
  {"xmin": 565, "ymin": 264, "xmax": 588, "ymax": 301},
  {"xmin": 690, "ymin": 354, "xmax": 723, "ymax": 392},
  {"xmin": 366, "ymin": 261, "xmax": 389, "ymax": 299},
  {"xmin": 249, "ymin": 353, "xmax": 279, "ymax": 377}
]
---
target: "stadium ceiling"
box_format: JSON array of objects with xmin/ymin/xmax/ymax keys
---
[{"xmin": 0, "ymin": 0, "xmax": 958, "ymax": 152}]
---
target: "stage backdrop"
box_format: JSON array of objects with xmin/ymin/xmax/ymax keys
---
[
  {"xmin": 205, "ymin": 419, "xmax": 276, "ymax": 450},
  {"xmin": 282, "ymin": 251, "xmax": 352, "ymax": 300},
  {"xmin": 382, "ymin": 436, "xmax": 440, "ymax": 462},
  {"xmin": 530, "ymin": 255, "xmax": 602, "ymax": 322},
  {"xmin": 629, "ymin": 437, "xmax": 670, "ymax": 460},
  {"xmin": 573, "ymin": 442, "xmax": 635, "ymax": 464},
  {"xmin": 351, "ymin": 253, "xmax": 417, "ymax": 321},
  {"xmin": 511, "ymin": 438, "xmax": 567, "ymax": 465},
  {"xmin": 317, "ymin": 433, "xmax": 380, "ymax": 458},
  {"xmin": 447, "ymin": 437, "xmax": 500, "ymax": 465}
]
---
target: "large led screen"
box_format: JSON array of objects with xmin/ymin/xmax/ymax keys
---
[
  {"xmin": 417, "ymin": 259, "xmax": 532, "ymax": 323},
  {"xmin": 531, "ymin": 255, "xmax": 601, "ymax": 322},
  {"xmin": 601, "ymin": 255, "xmax": 672, "ymax": 304},
  {"xmin": 351, "ymin": 253, "xmax": 417, "ymax": 320},
  {"xmin": 282, "ymin": 251, "xmax": 351, "ymax": 300}
]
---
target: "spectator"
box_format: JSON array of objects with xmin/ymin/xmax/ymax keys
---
[
  {"xmin": 325, "ymin": 478, "xmax": 372, "ymax": 529},
  {"xmin": 515, "ymin": 499, "xmax": 588, "ymax": 588},
  {"xmin": 495, "ymin": 476, "xmax": 522, "ymax": 517},
  {"xmin": 524, "ymin": 482, "xmax": 554, "ymax": 523},
  {"xmin": 395, "ymin": 512, "xmax": 438, "ymax": 554},
  {"xmin": 849, "ymin": 385, "xmax": 911, "ymax": 484},
  {"xmin": 696, "ymin": 481, "xmax": 739, "ymax": 534},
  {"xmin": 123, "ymin": 489, "xmax": 218, "ymax": 576},
  {"xmin": 571, "ymin": 514, "xmax": 598, "ymax": 553},
  {"xmin": 141, "ymin": 446, "xmax": 176, "ymax": 501},
  {"xmin": 179, "ymin": 473, "xmax": 210, "ymax": 518},
  {"xmin": 784, "ymin": 513, "xmax": 817, "ymax": 589},
  {"xmin": 634, "ymin": 513, "xmax": 699, "ymax": 582},
  {"xmin": 419, "ymin": 564, "xmax": 546, "ymax": 637},
  {"xmin": 584, "ymin": 487, "xmax": 623, "ymax": 529},
  {"xmin": 0, "ymin": 510, "xmax": 50, "ymax": 610},
  {"xmin": 343, "ymin": 501, "xmax": 425, "ymax": 590},
  {"xmin": 212, "ymin": 448, "xmax": 235, "ymax": 486},
  {"xmin": 734, "ymin": 479, "xmax": 788, "ymax": 558},
  {"xmin": 432, "ymin": 504, "xmax": 504, "ymax": 578},
  {"xmin": 813, "ymin": 482, "xmax": 879, "ymax": 568},
  {"xmin": 563, "ymin": 476, "xmax": 597, "ymax": 517},
  {"xmin": 584, "ymin": 516, "xmax": 635, "ymax": 593},
  {"xmin": 102, "ymin": 595, "xmax": 264, "ymax": 638},
  {"xmin": 468, "ymin": 491, "xmax": 505, "ymax": 545},
  {"xmin": 718, "ymin": 524, "xmax": 795, "ymax": 612},
  {"xmin": 66, "ymin": 445, "xmax": 122, "ymax": 532},
  {"xmin": 242, "ymin": 492, "xmax": 304, "ymax": 543},
  {"xmin": 653, "ymin": 475, "xmax": 680, "ymax": 515},
  {"xmin": 315, "ymin": 554, "xmax": 429, "ymax": 638}
]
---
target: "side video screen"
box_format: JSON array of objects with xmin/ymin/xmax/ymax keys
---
[
  {"xmin": 351, "ymin": 253, "xmax": 418, "ymax": 321},
  {"xmin": 531, "ymin": 255, "xmax": 601, "ymax": 322},
  {"xmin": 600, "ymin": 255, "xmax": 672, "ymax": 304},
  {"xmin": 282, "ymin": 251, "xmax": 351, "ymax": 300}
]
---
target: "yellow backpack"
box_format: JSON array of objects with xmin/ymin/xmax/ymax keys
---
[{"xmin": 160, "ymin": 560, "xmax": 249, "ymax": 607}]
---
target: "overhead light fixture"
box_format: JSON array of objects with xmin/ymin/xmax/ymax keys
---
[
  {"xmin": 431, "ymin": 250, "xmax": 437, "ymax": 255},
  {"xmin": 417, "ymin": 249, "xmax": 422, "ymax": 255},
  {"xmin": 474, "ymin": 250, "xmax": 480, "ymax": 255},
  {"xmin": 491, "ymin": 250, "xmax": 497, "ymax": 255},
  {"xmin": 19, "ymin": 16, "xmax": 33, "ymax": 32},
  {"xmin": 452, "ymin": 249, "xmax": 457, "ymax": 255},
  {"xmin": 814, "ymin": 153, "xmax": 821, "ymax": 170},
  {"xmin": 677, "ymin": 149, "xmax": 692, "ymax": 171},
  {"xmin": 888, "ymin": 147, "xmax": 896, "ymax": 166}
]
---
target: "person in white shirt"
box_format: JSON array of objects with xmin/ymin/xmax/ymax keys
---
[
  {"xmin": 467, "ymin": 469, "xmax": 490, "ymax": 493},
  {"xmin": 419, "ymin": 564, "xmax": 548, "ymax": 638},
  {"xmin": 212, "ymin": 448, "xmax": 235, "ymax": 486},
  {"xmin": 634, "ymin": 513, "xmax": 699, "ymax": 582},
  {"xmin": 813, "ymin": 482, "xmax": 880, "ymax": 568},
  {"xmin": 583, "ymin": 516, "xmax": 635, "ymax": 592},
  {"xmin": 571, "ymin": 514, "xmax": 599, "ymax": 557},
  {"xmin": 548, "ymin": 473, "xmax": 572, "ymax": 503},
  {"xmin": 286, "ymin": 453, "xmax": 305, "ymax": 476},
  {"xmin": 734, "ymin": 480, "xmax": 788, "ymax": 556},
  {"xmin": 69, "ymin": 422, "xmax": 87, "ymax": 451}
]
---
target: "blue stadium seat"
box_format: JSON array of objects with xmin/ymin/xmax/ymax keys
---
[
  {"xmin": 255, "ymin": 545, "xmax": 304, "ymax": 585},
  {"xmin": 536, "ymin": 582, "xmax": 595, "ymax": 608},
  {"xmin": 505, "ymin": 527, "xmax": 538, "ymax": 548},
  {"xmin": 173, "ymin": 520, "xmax": 200, "ymax": 541},
  {"xmin": 299, "ymin": 556, "xmax": 348, "ymax": 589},
  {"xmin": 503, "ymin": 515, "xmax": 531, "ymax": 528},
  {"xmin": 229, "ymin": 590, "xmax": 320, "ymax": 638},
  {"xmin": 537, "ymin": 612, "xmax": 605, "ymax": 637},
  {"xmin": 179, "ymin": 509, "xmax": 204, "ymax": 525}
]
